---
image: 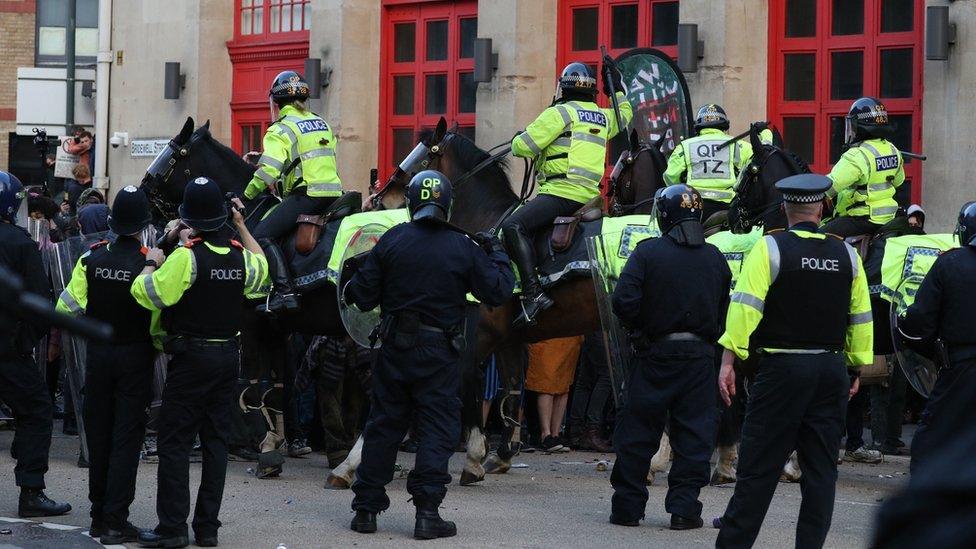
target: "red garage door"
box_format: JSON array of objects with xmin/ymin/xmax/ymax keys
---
[
  {"xmin": 768, "ymin": 0, "xmax": 924, "ymax": 204},
  {"xmin": 379, "ymin": 0, "xmax": 478, "ymax": 180}
]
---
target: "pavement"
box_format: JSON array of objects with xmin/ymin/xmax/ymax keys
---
[{"xmin": 0, "ymin": 426, "xmax": 910, "ymax": 548}]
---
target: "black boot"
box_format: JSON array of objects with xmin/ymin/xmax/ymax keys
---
[
  {"xmin": 101, "ymin": 522, "xmax": 146, "ymax": 544},
  {"xmin": 260, "ymin": 240, "xmax": 300, "ymax": 315},
  {"xmin": 414, "ymin": 504, "xmax": 456, "ymax": 540},
  {"xmin": 18, "ymin": 488, "xmax": 71, "ymax": 518},
  {"xmin": 350, "ymin": 510, "xmax": 377, "ymax": 533},
  {"xmin": 503, "ymin": 229, "xmax": 553, "ymax": 328}
]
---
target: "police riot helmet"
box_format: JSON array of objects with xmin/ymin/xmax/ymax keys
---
[
  {"xmin": 694, "ymin": 104, "xmax": 730, "ymax": 132},
  {"xmin": 558, "ymin": 62, "xmax": 598, "ymax": 98},
  {"xmin": 269, "ymin": 70, "xmax": 310, "ymax": 104},
  {"xmin": 845, "ymin": 97, "xmax": 890, "ymax": 144},
  {"xmin": 406, "ymin": 170, "xmax": 453, "ymax": 222},
  {"xmin": 955, "ymin": 201, "xmax": 976, "ymax": 247},
  {"xmin": 653, "ymin": 184, "xmax": 705, "ymax": 246},
  {"xmin": 179, "ymin": 176, "xmax": 227, "ymax": 232},
  {"xmin": 0, "ymin": 170, "xmax": 26, "ymax": 224},
  {"xmin": 108, "ymin": 185, "xmax": 152, "ymax": 236}
]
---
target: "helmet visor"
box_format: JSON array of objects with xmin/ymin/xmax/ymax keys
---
[
  {"xmin": 13, "ymin": 190, "xmax": 29, "ymax": 228},
  {"xmin": 146, "ymin": 144, "xmax": 177, "ymax": 180},
  {"xmin": 844, "ymin": 115, "xmax": 857, "ymax": 145},
  {"xmin": 398, "ymin": 142, "xmax": 431, "ymax": 176},
  {"xmin": 609, "ymin": 151, "xmax": 631, "ymax": 184}
]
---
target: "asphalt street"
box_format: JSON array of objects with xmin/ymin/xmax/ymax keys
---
[{"xmin": 0, "ymin": 426, "xmax": 908, "ymax": 548}]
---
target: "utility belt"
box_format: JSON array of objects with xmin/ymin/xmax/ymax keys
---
[
  {"xmin": 632, "ymin": 331, "xmax": 706, "ymax": 350},
  {"xmin": 162, "ymin": 334, "xmax": 239, "ymax": 354},
  {"xmin": 372, "ymin": 311, "xmax": 465, "ymax": 353},
  {"xmin": 945, "ymin": 342, "xmax": 976, "ymax": 366}
]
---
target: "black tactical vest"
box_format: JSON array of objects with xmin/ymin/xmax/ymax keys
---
[
  {"xmin": 163, "ymin": 239, "xmax": 245, "ymax": 339},
  {"xmin": 752, "ymin": 230, "xmax": 855, "ymax": 351},
  {"xmin": 85, "ymin": 238, "xmax": 152, "ymax": 343}
]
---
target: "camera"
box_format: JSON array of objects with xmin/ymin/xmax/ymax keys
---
[
  {"xmin": 109, "ymin": 132, "xmax": 128, "ymax": 149},
  {"xmin": 32, "ymin": 128, "xmax": 50, "ymax": 155}
]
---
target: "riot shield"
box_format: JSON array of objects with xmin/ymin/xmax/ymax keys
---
[
  {"xmin": 889, "ymin": 275, "xmax": 939, "ymax": 398},
  {"xmin": 585, "ymin": 232, "xmax": 633, "ymax": 406},
  {"xmin": 337, "ymin": 224, "xmax": 388, "ymax": 348},
  {"xmin": 615, "ymin": 48, "xmax": 695, "ymax": 156}
]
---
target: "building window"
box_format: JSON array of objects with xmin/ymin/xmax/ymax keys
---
[
  {"xmin": 559, "ymin": 0, "xmax": 681, "ymax": 71},
  {"xmin": 768, "ymin": 0, "xmax": 924, "ymax": 203},
  {"xmin": 36, "ymin": 0, "xmax": 99, "ymax": 66},
  {"xmin": 380, "ymin": 1, "xmax": 477, "ymax": 177},
  {"xmin": 238, "ymin": 0, "xmax": 310, "ymax": 38}
]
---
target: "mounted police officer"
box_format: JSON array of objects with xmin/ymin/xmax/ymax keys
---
[
  {"xmin": 506, "ymin": 61, "xmax": 633, "ymax": 327},
  {"xmin": 244, "ymin": 70, "xmax": 343, "ymax": 315},
  {"xmin": 0, "ymin": 170, "xmax": 72, "ymax": 518},
  {"xmin": 56, "ymin": 185, "xmax": 154, "ymax": 544},
  {"xmin": 609, "ymin": 184, "xmax": 731, "ymax": 530},
  {"xmin": 664, "ymin": 105, "xmax": 771, "ymax": 224},
  {"xmin": 132, "ymin": 177, "xmax": 268, "ymax": 548},
  {"xmin": 715, "ymin": 174, "xmax": 873, "ymax": 548},
  {"xmin": 822, "ymin": 97, "xmax": 905, "ymax": 238},
  {"xmin": 344, "ymin": 170, "xmax": 514, "ymax": 540}
]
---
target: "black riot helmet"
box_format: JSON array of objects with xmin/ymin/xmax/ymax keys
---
[
  {"xmin": 695, "ymin": 104, "xmax": 730, "ymax": 132},
  {"xmin": 955, "ymin": 201, "xmax": 976, "ymax": 247},
  {"xmin": 845, "ymin": 97, "xmax": 891, "ymax": 144},
  {"xmin": 406, "ymin": 170, "xmax": 453, "ymax": 222},
  {"xmin": 558, "ymin": 62, "xmax": 598, "ymax": 99},
  {"xmin": 653, "ymin": 184, "xmax": 705, "ymax": 246},
  {"xmin": 179, "ymin": 176, "xmax": 228, "ymax": 232},
  {"xmin": 108, "ymin": 185, "xmax": 152, "ymax": 236},
  {"xmin": 269, "ymin": 70, "xmax": 310, "ymax": 104}
]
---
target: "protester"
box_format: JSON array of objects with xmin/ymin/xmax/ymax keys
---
[
  {"xmin": 526, "ymin": 336, "xmax": 583, "ymax": 453},
  {"xmin": 567, "ymin": 333, "xmax": 613, "ymax": 452}
]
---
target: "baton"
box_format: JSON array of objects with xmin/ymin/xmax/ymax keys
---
[
  {"xmin": 600, "ymin": 46, "xmax": 626, "ymax": 135},
  {"xmin": 901, "ymin": 151, "xmax": 927, "ymax": 161},
  {"xmin": 717, "ymin": 122, "xmax": 770, "ymax": 151}
]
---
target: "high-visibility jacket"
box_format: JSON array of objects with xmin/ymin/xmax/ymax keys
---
[
  {"xmin": 718, "ymin": 223, "xmax": 873, "ymax": 368},
  {"xmin": 512, "ymin": 93, "xmax": 633, "ymax": 204},
  {"xmin": 664, "ymin": 128, "xmax": 772, "ymax": 203},
  {"xmin": 244, "ymin": 104, "xmax": 343, "ymax": 200},
  {"xmin": 706, "ymin": 226, "xmax": 765, "ymax": 290},
  {"xmin": 827, "ymin": 138, "xmax": 904, "ymax": 225}
]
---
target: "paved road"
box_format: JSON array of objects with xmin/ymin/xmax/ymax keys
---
[{"xmin": 0, "ymin": 428, "xmax": 908, "ymax": 548}]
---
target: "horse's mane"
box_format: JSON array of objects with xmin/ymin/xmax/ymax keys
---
[{"xmin": 419, "ymin": 130, "xmax": 515, "ymax": 197}]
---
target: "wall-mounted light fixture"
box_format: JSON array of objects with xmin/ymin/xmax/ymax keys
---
[
  {"xmin": 164, "ymin": 62, "xmax": 186, "ymax": 100},
  {"xmin": 926, "ymin": 6, "xmax": 956, "ymax": 61},
  {"xmin": 81, "ymin": 80, "xmax": 95, "ymax": 98},
  {"xmin": 677, "ymin": 24, "xmax": 704, "ymax": 73},
  {"xmin": 473, "ymin": 38, "xmax": 498, "ymax": 83},
  {"xmin": 304, "ymin": 58, "xmax": 333, "ymax": 99}
]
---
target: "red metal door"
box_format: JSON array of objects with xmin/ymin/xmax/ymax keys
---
[
  {"xmin": 379, "ymin": 0, "xmax": 478, "ymax": 180},
  {"xmin": 768, "ymin": 0, "xmax": 924, "ymax": 204}
]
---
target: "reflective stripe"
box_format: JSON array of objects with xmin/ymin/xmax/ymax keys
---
[
  {"xmin": 873, "ymin": 205, "xmax": 898, "ymax": 216},
  {"xmin": 552, "ymin": 137, "xmax": 571, "ymax": 148},
  {"xmin": 59, "ymin": 289, "xmax": 83, "ymax": 313},
  {"xmin": 306, "ymin": 182, "xmax": 343, "ymax": 194},
  {"xmin": 188, "ymin": 251, "xmax": 197, "ymax": 286},
  {"xmin": 277, "ymin": 122, "xmax": 299, "ymax": 144},
  {"xmin": 519, "ymin": 133, "xmax": 544, "ymax": 155},
  {"xmin": 258, "ymin": 155, "xmax": 284, "ymax": 171},
  {"xmin": 699, "ymin": 188, "xmax": 735, "ymax": 201},
  {"xmin": 869, "ymin": 182, "xmax": 893, "ymax": 193},
  {"xmin": 845, "ymin": 243, "xmax": 860, "ymax": 280},
  {"xmin": 860, "ymin": 142, "xmax": 882, "ymax": 157},
  {"xmin": 255, "ymin": 168, "xmax": 276, "ymax": 185},
  {"xmin": 849, "ymin": 311, "xmax": 872, "ymax": 325},
  {"xmin": 573, "ymin": 132, "xmax": 606, "ymax": 147},
  {"xmin": 554, "ymin": 105, "xmax": 572, "ymax": 126},
  {"xmin": 245, "ymin": 256, "xmax": 257, "ymax": 290},
  {"xmin": 733, "ymin": 142, "xmax": 741, "ymax": 167},
  {"xmin": 762, "ymin": 348, "xmax": 832, "ymax": 355},
  {"xmin": 567, "ymin": 166, "xmax": 603, "ymax": 183},
  {"xmin": 731, "ymin": 291, "xmax": 764, "ymax": 313},
  {"xmin": 250, "ymin": 255, "xmax": 266, "ymax": 294},
  {"xmin": 144, "ymin": 277, "xmax": 167, "ymax": 309},
  {"xmin": 282, "ymin": 115, "xmax": 305, "ymax": 124},
  {"xmin": 300, "ymin": 148, "xmax": 335, "ymax": 161},
  {"xmin": 764, "ymin": 235, "xmax": 781, "ymax": 282}
]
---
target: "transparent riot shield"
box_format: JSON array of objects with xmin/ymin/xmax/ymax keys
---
[
  {"xmin": 337, "ymin": 224, "xmax": 388, "ymax": 348},
  {"xmin": 586, "ymin": 232, "xmax": 633, "ymax": 406},
  {"xmin": 889, "ymin": 274, "xmax": 939, "ymax": 398}
]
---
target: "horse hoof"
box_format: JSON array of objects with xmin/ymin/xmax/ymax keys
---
[
  {"xmin": 324, "ymin": 473, "xmax": 351, "ymax": 490},
  {"xmin": 710, "ymin": 471, "xmax": 736, "ymax": 485},
  {"xmin": 779, "ymin": 472, "xmax": 801, "ymax": 483},
  {"xmin": 459, "ymin": 470, "xmax": 484, "ymax": 486},
  {"xmin": 256, "ymin": 451, "xmax": 283, "ymax": 479},
  {"xmin": 484, "ymin": 460, "xmax": 510, "ymax": 475},
  {"xmin": 645, "ymin": 472, "xmax": 655, "ymax": 486}
]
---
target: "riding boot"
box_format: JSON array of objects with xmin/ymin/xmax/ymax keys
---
[
  {"xmin": 414, "ymin": 502, "xmax": 457, "ymax": 540},
  {"xmin": 259, "ymin": 240, "xmax": 300, "ymax": 315},
  {"xmin": 503, "ymin": 229, "xmax": 553, "ymax": 328}
]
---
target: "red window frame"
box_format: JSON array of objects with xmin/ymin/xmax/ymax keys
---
[
  {"xmin": 235, "ymin": 0, "xmax": 311, "ymax": 42},
  {"xmin": 768, "ymin": 0, "xmax": 924, "ymax": 203},
  {"xmin": 378, "ymin": 0, "xmax": 477, "ymax": 180}
]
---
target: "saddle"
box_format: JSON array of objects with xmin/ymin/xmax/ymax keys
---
[
  {"xmin": 551, "ymin": 196, "xmax": 604, "ymax": 252},
  {"xmin": 295, "ymin": 191, "xmax": 362, "ymax": 254}
]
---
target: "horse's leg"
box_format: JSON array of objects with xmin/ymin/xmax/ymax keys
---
[
  {"xmin": 648, "ymin": 428, "xmax": 673, "ymax": 486},
  {"xmin": 780, "ymin": 450, "xmax": 802, "ymax": 482},
  {"xmin": 459, "ymin": 305, "xmax": 489, "ymax": 486},
  {"xmin": 711, "ymin": 374, "xmax": 746, "ymax": 485},
  {"xmin": 325, "ymin": 434, "xmax": 363, "ymax": 490},
  {"xmin": 485, "ymin": 343, "xmax": 524, "ymax": 475},
  {"xmin": 254, "ymin": 324, "xmax": 287, "ymax": 479}
]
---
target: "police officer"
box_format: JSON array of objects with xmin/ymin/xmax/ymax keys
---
[
  {"xmin": 822, "ymin": 97, "xmax": 905, "ymax": 238},
  {"xmin": 664, "ymin": 105, "xmax": 771, "ymax": 223},
  {"xmin": 345, "ymin": 170, "xmax": 514, "ymax": 539},
  {"xmin": 132, "ymin": 177, "xmax": 268, "ymax": 548},
  {"xmin": 609, "ymin": 185, "xmax": 731, "ymax": 530},
  {"xmin": 506, "ymin": 62, "xmax": 633, "ymax": 327},
  {"xmin": 244, "ymin": 70, "xmax": 343, "ymax": 314},
  {"xmin": 715, "ymin": 174, "xmax": 873, "ymax": 548},
  {"xmin": 56, "ymin": 185, "xmax": 154, "ymax": 543},
  {"xmin": 0, "ymin": 171, "xmax": 72, "ymax": 518}
]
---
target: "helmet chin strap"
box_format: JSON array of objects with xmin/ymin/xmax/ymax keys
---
[{"xmin": 665, "ymin": 220, "xmax": 706, "ymax": 247}]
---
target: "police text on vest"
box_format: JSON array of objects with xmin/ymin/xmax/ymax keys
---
[
  {"xmin": 94, "ymin": 268, "xmax": 132, "ymax": 282},
  {"xmin": 210, "ymin": 269, "xmax": 243, "ymax": 280},
  {"xmin": 801, "ymin": 257, "xmax": 840, "ymax": 272}
]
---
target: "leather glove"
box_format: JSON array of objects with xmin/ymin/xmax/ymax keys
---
[
  {"xmin": 602, "ymin": 65, "xmax": 625, "ymax": 96},
  {"xmin": 473, "ymin": 231, "xmax": 505, "ymax": 255}
]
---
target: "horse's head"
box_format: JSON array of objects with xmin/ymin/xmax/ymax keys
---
[
  {"xmin": 608, "ymin": 130, "xmax": 667, "ymax": 216},
  {"xmin": 727, "ymin": 127, "xmax": 810, "ymax": 233},
  {"xmin": 370, "ymin": 117, "xmax": 454, "ymax": 210},
  {"xmin": 140, "ymin": 117, "xmax": 256, "ymax": 223}
]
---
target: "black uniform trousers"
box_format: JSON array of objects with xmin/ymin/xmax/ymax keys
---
[
  {"xmin": 717, "ymin": 353, "xmax": 849, "ymax": 549},
  {"xmin": 84, "ymin": 341, "xmax": 155, "ymax": 527},
  {"xmin": 252, "ymin": 191, "xmax": 334, "ymax": 241},
  {"xmin": 352, "ymin": 332, "xmax": 461, "ymax": 512},
  {"xmin": 155, "ymin": 341, "xmax": 239, "ymax": 538},
  {"xmin": 910, "ymin": 358, "xmax": 976, "ymax": 475},
  {"xmin": 820, "ymin": 215, "xmax": 881, "ymax": 239},
  {"xmin": 610, "ymin": 341, "xmax": 719, "ymax": 521},
  {"xmin": 0, "ymin": 354, "xmax": 53, "ymax": 489}
]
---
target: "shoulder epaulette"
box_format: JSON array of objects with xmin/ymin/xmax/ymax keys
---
[
  {"xmin": 229, "ymin": 239, "xmax": 244, "ymax": 250},
  {"xmin": 89, "ymin": 240, "xmax": 109, "ymax": 250},
  {"xmin": 184, "ymin": 237, "xmax": 203, "ymax": 248},
  {"xmin": 763, "ymin": 228, "xmax": 785, "ymax": 235}
]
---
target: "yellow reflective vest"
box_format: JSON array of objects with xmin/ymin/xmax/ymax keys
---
[
  {"xmin": 664, "ymin": 128, "xmax": 773, "ymax": 203},
  {"xmin": 512, "ymin": 93, "xmax": 633, "ymax": 204},
  {"xmin": 244, "ymin": 105, "xmax": 343, "ymax": 200},
  {"xmin": 827, "ymin": 138, "xmax": 904, "ymax": 225}
]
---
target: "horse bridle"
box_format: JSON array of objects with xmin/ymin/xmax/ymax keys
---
[
  {"xmin": 608, "ymin": 147, "xmax": 656, "ymax": 216},
  {"xmin": 144, "ymin": 131, "xmax": 208, "ymax": 220}
]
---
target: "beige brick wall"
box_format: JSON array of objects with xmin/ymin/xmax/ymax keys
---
[{"xmin": 0, "ymin": 3, "xmax": 37, "ymax": 171}]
